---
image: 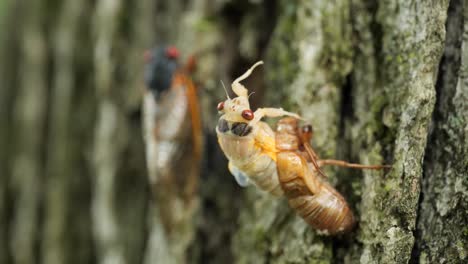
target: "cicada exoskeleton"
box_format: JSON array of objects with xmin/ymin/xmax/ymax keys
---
[{"xmin": 276, "ymin": 117, "xmax": 390, "ymax": 235}]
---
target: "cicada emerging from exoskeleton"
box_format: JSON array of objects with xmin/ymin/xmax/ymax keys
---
[
  {"xmin": 142, "ymin": 45, "xmax": 202, "ymax": 235},
  {"xmin": 216, "ymin": 61, "xmax": 300, "ymax": 195},
  {"xmin": 216, "ymin": 61, "xmax": 390, "ymax": 235}
]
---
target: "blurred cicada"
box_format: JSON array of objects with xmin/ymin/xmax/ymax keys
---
[{"xmin": 142, "ymin": 45, "xmax": 202, "ymax": 235}]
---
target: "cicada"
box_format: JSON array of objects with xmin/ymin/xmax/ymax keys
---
[
  {"xmin": 216, "ymin": 61, "xmax": 390, "ymax": 235},
  {"xmin": 216, "ymin": 61, "xmax": 300, "ymax": 195},
  {"xmin": 143, "ymin": 45, "xmax": 202, "ymax": 231}
]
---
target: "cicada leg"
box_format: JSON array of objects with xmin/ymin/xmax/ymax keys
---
[
  {"xmin": 231, "ymin": 61, "xmax": 264, "ymax": 97},
  {"xmin": 296, "ymin": 124, "xmax": 327, "ymax": 178},
  {"xmin": 251, "ymin": 107, "xmax": 301, "ymax": 127},
  {"xmin": 298, "ymin": 124, "xmax": 391, "ymax": 173},
  {"xmin": 317, "ymin": 159, "xmax": 391, "ymax": 170}
]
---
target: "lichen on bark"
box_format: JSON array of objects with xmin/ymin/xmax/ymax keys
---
[
  {"xmin": 348, "ymin": 0, "xmax": 450, "ymax": 263},
  {"xmin": 415, "ymin": 0, "xmax": 468, "ymax": 262}
]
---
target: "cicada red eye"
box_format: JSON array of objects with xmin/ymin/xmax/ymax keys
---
[
  {"xmin": 241, "ymin": 109, "xmax": 254, "ymax": 120},
  {"xmin": 217, "ymin": 102, "xmax": 224, "ymax": 111},
  {"xmin": 166, "ymin": 46, "xmax": 179, "ymax": 59}
]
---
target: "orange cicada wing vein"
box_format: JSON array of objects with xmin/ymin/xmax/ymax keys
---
[{"xmin": 173, "ymin": 72, "xmax": 203, "ymax": 161}]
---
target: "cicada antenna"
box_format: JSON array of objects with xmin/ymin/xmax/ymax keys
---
[{"xmin": 220, "ymin": 80, "xmax": 231, "ymax": 100}]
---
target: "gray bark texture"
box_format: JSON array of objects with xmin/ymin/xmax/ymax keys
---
[{"xmin": 0, "ymin": 0, "xmax": 466, "ymax": 264}]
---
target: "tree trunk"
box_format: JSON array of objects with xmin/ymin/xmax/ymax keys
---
[{"xmin": 0, "ymin": 0, "xmax": 466, "ymax": 264}]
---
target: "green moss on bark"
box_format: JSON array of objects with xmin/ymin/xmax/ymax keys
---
[
  {"xmin": 416, "ymin": 0, "xmax": 468, "ymax": 263},
  {"xmin": 349, "ymin": 0, "xmax": 450, "ymax": 263}
]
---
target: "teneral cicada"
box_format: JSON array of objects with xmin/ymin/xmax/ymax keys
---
[{"xmin": 216, "ymin": 61, "xmax": 300, "ymax": 195}]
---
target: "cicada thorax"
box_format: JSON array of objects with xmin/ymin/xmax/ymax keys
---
[
  {"xmin": 275, "ymin": 117, "xmax": 355, "ymax": 235},
  {"xmin": 216, "ymin": 120, "xmax": 283, "ymax": 195}
]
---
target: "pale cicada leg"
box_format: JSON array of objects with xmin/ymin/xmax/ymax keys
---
[{"xmin": 250, "ymin": 107, "xmax": 301, "ymax": 127}]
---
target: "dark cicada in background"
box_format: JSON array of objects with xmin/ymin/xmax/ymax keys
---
[{"xmin": 142, "ymin": 45, "xmax": 202, "ymax": 260}]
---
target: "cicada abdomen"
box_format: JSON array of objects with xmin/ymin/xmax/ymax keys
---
[{"xmin": 275, "ymin": 117, "xmax": 355, "ymax": 235}]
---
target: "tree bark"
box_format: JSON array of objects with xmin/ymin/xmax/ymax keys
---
[
  {"xmin": 415, "ymin": 0, "xmax": 468, "ymax": 262},
  {"xmin": 9, "ymin": 1, "xmax": 48, "ymax": 263},
  {"xmin": 0, "ymin": 0, "xmax": 466, "ymax": 264}
]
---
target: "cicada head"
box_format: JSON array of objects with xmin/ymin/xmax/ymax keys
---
[
  {"xmin": 144, "ymin": 45, "xmax": 180, "ymax": 99},
  {"xmin": 217, "ymin": 61, "xmax": 263, "ymax": 124}
]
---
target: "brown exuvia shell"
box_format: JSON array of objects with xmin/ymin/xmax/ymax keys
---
[{"xmin": 275, "ymin": 117, "xmax": 355, "ymax": 235}]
